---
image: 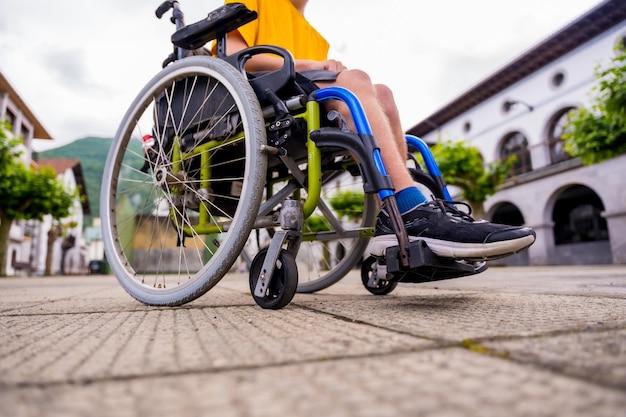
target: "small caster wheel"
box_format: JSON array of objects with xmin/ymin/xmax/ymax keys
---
[
  {"xmin": 250, "ymin": 248, "xmax": 298, "ymax": 309},
  {"xmin": 361, "ymin": 256, "xmax": 398, "ymax": 295}
]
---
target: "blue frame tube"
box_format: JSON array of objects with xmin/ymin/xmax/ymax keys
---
[
  {"xmin": 313, "ymin": 87, "xmax": 393, "ymax": 200},
  {"xmin": 313, "ymin": 87, "xmax": 372, "ymax": 134},
  {"xmin": 405, "ymin": 135, "xmax": 453, "ymax": 201}
]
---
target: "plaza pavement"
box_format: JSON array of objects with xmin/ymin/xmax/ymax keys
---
[{"xmin": 1, "ymin": 265, "xmax": 625, "ymax": 417}]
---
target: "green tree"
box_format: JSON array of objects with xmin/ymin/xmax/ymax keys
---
[
  {"xmin": 563, "ymin": 46, "xmax": 626, "ymax": 164},
  {"xmin": 429, "ymin": 140, "xmax": 513, "ymax": 219},
  {"xmin": 304, "ymin": 214, "xmax": 331, "ymax": 233},
  {"xmin": 329, "ymin": 189, "xmax": 364, "ymax": 220},
  {"xmin": 303, "ymin": 189, "xmax": 365, "ymax": 233},
  {"xmin": 0, "ymin": 123, "xmax": 76, "ymax": 276},
  {"xmin": 302, "ymin": 189, "xmax": 365, "ymax": 270}
]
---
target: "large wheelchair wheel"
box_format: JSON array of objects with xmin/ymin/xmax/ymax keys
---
[
  {"xmin": 295, "ymin": 167, "xmax": 377, "ymax": 293},
  {"xmin": 101, "ymin": 56, "xmax": 267, "ymax": 306}
]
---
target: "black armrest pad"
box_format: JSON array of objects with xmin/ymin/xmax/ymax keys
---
[{"xmin": 171, "ymin": 3, "xmax": 257, "ymax": 50}]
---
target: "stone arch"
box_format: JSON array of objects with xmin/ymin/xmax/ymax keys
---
[
  {"xmin": 490, "ymin": 201, "xmax": 525, "ymax": 226},
  {"xmin": 545, "ymin": 184, "xmax": 612, "ymax": 264},
  {"xmin": 489, "ymin": 201, "xmax": 530, "ymax": 266}
]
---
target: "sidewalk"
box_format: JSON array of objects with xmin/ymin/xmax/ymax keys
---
[{"xmin": 1, "ymin": 265, "xmax": 625, "ymax": 417}]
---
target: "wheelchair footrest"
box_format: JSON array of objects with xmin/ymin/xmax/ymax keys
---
[{"xmin": 383, "ymin": 240, "xmax": 487, "ymax": 283}]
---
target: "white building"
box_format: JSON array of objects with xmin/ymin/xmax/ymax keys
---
[
  {"xmin": 36, "ymin": 158, "xmax": 91, "ymax": 275},
  {"xmin": 407, "ymin": 0, "xmax": 626, "ymax": 265},
  {"xmin": 1, "ymin": 69, "xmax": 51, "ymax": 276},
  {"xmin": 1, "ymin": 69, "xmax": 90, "ymax": 275}
]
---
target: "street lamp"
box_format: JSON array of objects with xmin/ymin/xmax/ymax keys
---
[{"xmin": 503, "ymin": 99, "xmax": 534, "ymax": 112}]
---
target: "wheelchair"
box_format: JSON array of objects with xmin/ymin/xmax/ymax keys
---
[{"xmin": 100, "ymin": 1, "xmax": 486, "ymax": 309}]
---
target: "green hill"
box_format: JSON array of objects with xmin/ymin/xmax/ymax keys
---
[{"xmin": 38, "ymin": 137, "xmax": 113, "ymax": 227}]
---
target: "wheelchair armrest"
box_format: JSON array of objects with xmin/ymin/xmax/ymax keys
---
[
  {"xmin": 310, "ymin": 128, "xmax": 395, "ymax": 195},
  {"xmin": 225, "ymin": 45, "xmax": 298, "ymax": 101},
  {"xmin": 171, "ymin": 3, "xmax": 257, "ymax": 50}
]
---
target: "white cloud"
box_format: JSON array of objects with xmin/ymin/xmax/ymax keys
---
[{"xmin": 0, "ymin": 0, "xmax": 601, "ymax": 150}]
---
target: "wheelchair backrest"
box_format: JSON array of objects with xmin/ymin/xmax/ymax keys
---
[{"xmin": 155, "ymin": 75, "xmax": 239, "ymax": 141}]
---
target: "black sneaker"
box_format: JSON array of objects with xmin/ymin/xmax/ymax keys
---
[{"xmin": 369, "ymin": 199, "xmax": 536, "ymax": 261}]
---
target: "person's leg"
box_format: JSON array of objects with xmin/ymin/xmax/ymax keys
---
[
  {"xmin": 372, "ymin": 83, "xmax": 428, "ymax": 212},
  {"xmin": 320, "ymin": 70, "xmax": 413, "ymax": 189},
  {"xmin": 316, "ymin": 70, "xmax": 536, "ymax": 260},
  {"xmin": 373, "ymin": 83, "xmax": 407, "ymax": 163},
  {"xmin": 318, "ymin": 70, "xmax": 427, "ymax": 212}
]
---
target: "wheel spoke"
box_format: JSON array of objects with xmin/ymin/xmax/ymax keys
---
[{"xmin": 101, "ymin": 57, "xmax": 266, "ymax": 306}]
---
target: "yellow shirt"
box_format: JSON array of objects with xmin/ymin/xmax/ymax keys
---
[{"xmin": 224, "ymin": 0, "xmax": 330, "ymax": 61}]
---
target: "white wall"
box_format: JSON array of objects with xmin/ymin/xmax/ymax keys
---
[{"xmin": 417, "ymin": 22, "xmax": 626, "ymax": 265}]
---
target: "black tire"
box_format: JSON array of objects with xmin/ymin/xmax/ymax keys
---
[
  {"xmin": 101, "ymin": 56, "xmax": 267, "ymax": 306},
  {"xmin": 250, "ymin": 248, "xmax": 298, "ymax": 309},
  {"xmin": 294, "ymin": 173, "xmax": 377, "ymax": 294},
  {"xmin": 361, "ymin": 256, "xmax": 398, "ymax": 295}
]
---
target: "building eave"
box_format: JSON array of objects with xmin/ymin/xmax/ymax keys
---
[
  {"xmin": 36, "ymin": 158, "xmax": 91, "ymax": 215},
  {"xmin": 407, "ymin": 0, "xmax": 626, "ymax": 139},
  {"xmin": 0, "ymin": 69, "xmax": 53, "ymax": 140}
]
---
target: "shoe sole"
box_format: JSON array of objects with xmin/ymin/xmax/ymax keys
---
[{"xmin": 368, "ymin": 234, "xmax": 536, "ymax": 261}]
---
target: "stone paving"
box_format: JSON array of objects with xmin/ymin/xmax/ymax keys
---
[{"xmin": 0, "ymin": 265, "xmax": 625, "ymax": 417}]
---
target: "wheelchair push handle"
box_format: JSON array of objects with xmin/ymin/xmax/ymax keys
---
[
  {"xmin": 156, "ymin": 1, "xmax": 189, "ymax": 65},
  {"xmin": 155, "ymin": 1, "xmax": 174, "ymax": 19},
  {"xmin": 156, "ymin": 1, "xmax": 185, "ymax": 29}
]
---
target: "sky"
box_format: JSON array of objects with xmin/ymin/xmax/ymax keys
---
[{"xmin": 0, "ymin": 0, "xmax": 603, "ymax": 151}]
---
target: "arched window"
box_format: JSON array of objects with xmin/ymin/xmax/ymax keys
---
[
  {"xmin": 491, "ymin": 202, "xmax": 525, "ymax": 226},
  {"xmin": 552, "ymin": 185, "xmax": 609, "ymax": 245},
  {"xmin": 547, "ymin": 108, "xmax": 575, "ymax": 164},
  {"xmin": 500, "ymin": 132, "xmax": 532, "ymax": 177}
]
